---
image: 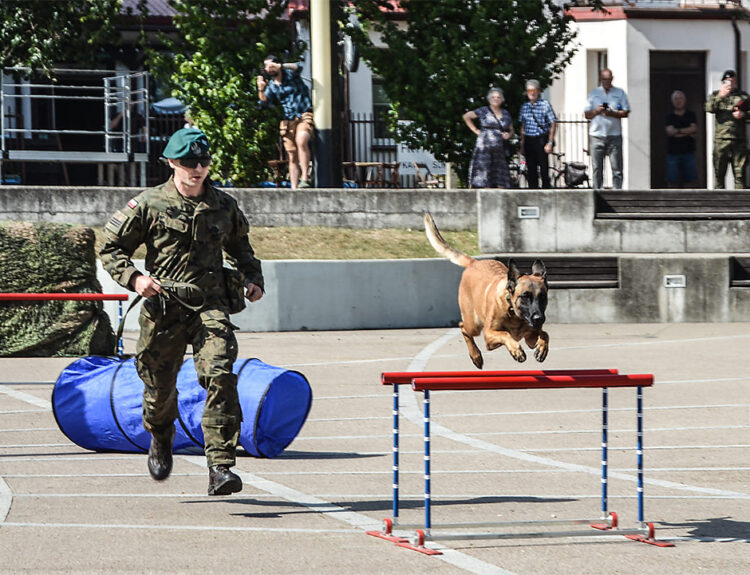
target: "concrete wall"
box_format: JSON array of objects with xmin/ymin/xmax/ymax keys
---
[
  {"xmin": 0, "ymin": 187, "xmax": 476, "ymax": 231},
  {"xmin": 97, "ymin": 254, "xmax": 750, "ymax": 332},
  {"xmin": 478, "ymin": 189, "xmax": 750, "ymax": 253}
]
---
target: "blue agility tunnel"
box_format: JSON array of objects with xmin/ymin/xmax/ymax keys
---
[{"xmin": 52, "ymin": 356, "xmax": 312, "ymax": 458}]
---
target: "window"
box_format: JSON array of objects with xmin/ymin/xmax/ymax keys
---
[{"xmin": 372, "ymin": 76, "xmax": 394, "ymax": 141}]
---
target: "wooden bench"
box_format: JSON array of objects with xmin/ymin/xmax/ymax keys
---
[
  {"xmin": 595, "ymin": 191, "xmax": 750, "ymax": 220},
  {"xmin": 487, "ymin": 256, "xmax": 619, "ymax": 289}
]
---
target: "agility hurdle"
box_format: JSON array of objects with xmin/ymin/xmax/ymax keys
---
[
  {"xmin": 366, "ymin": 369, "xmax": 674, "ymax": 554},
  {"xmin": 0, "ymin": 293, "xmax": 129, "ymax": 354}
]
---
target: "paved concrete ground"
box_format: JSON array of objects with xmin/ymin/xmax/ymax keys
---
[{"xmin": 1, "ymin": 323, "xmax": 749, "ymax": 574}]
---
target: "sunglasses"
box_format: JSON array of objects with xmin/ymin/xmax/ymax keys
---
[{"xmin": 178, "ymin": 157, "xmax": 211, "ymax": 168}]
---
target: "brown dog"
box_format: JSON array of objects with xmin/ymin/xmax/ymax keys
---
[{"xmin": 424, "ymin": 213, "xmax": 549, "ymax": 369}]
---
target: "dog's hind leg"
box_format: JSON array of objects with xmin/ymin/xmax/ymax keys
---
[{"xmin": 460, "ymin": 321, "xmax": 484, "ymax": 369}]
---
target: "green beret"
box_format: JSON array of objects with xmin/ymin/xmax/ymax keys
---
[{"xmin": 162, "ymin": 128, "xmax": 210, "ymax": 159}]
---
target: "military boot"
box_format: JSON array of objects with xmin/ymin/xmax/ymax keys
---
[
  {"xmin": 208, "ymin": 465, "xmax": 243, "ymax": 496},
  {"xmin": 147, "ymin": 434, "xmax": 173, "ymax": 481}
]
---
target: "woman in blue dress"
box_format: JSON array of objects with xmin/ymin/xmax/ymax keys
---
[{"xmin": 463, "ymin": 87, "xmax": 515, "ymax": 188}]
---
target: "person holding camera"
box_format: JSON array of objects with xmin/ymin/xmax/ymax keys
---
[
  {"xmin": 257, "ymin": 55, "xmax": 314, "ymax": 189},
  {"xmin": 584, "ymin": 68, "xmax": 630, "ymax": 189},
  {"xmin": 706, "ymin": 69, "xmax": 749, "ymax": 189},
  {"xmin": 463, "ymin": 87, "xmax": 515, "ymax": 188},
  {"xmin": 519, "ymin": 79, "xmax": 557, "ymax": 189}
]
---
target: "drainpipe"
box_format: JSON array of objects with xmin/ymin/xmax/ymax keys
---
[{"xmin": 732, "ymin": 15, "xmax": 741, "ymax": 88}]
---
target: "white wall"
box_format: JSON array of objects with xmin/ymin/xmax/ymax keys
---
[{"xmin": 557, "ymin": 15, "xmax": 750, "ymax": 189}]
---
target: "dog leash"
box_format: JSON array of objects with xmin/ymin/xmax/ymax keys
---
[{"xmin": 114, "ymin": 279, "xmax": 204, "ymax": 356}]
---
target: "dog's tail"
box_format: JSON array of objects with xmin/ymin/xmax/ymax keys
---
[{"xmin": 424, "ymin": 212, "xmax": 475, "ymax": 268}]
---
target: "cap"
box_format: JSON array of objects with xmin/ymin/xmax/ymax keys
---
[
  {"xmin": 162, "ymin": 128, "xmax": 210, "ymax": 159},
  {"xmin": 722, "ymin": 69, "xmax": 737, "ymax": 81}
]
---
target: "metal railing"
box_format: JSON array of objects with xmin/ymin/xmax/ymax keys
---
[{"xmin": 1, "ymin": 68, "xmax": 149, "ymax": 185}]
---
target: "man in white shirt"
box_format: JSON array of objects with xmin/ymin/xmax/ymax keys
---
[{"xmin": 584, "ymin": 68, "xmax": 631, "ymax": 189}]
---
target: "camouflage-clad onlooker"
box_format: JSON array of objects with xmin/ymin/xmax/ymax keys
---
[
  {"xmin": 100, "ymin": 127, "xmax": 264, "ymax": 496},
  {"xmin": 706, "ymin": 69, "xmax": 750, "ymax": 189}
]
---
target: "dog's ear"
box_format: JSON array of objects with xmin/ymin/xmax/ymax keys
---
[
  {"xmin": 507, "ymin": 259, "xmax": 519, "ymax": 293},
  {"xmin": 531, "ymin": 259, "xmax": 546, "ymax": 279}
]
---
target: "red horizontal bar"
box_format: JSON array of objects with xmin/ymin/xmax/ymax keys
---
[
  {"xmin": 411, "ymin": 374, "xmax": 653, "ymax": 391},
  {"xmin": 382, "ymin": 369, "xmax": 619, "ymax": 385},
  {"xmin": 0, "ymin": 293, "xmax": 129, "ymax": 302}
]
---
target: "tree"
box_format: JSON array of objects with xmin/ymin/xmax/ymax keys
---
[
  {"xmin": 150, "ymin": 0, "xmax": 302, "ymax": 186},
  {"xmin": 347, "ymin": 0, "xmax": 578, "ymax": 181},
  {"xmin": 0, "ymin": 0, "xmax": 122, "ymax": 73}
]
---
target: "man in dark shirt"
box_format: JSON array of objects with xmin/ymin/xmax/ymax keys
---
[{"xmin": 665, "ymin": 90, "xmax": 697, "ymax": 188}]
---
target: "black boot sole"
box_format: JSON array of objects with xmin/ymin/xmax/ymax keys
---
[{"xmin": 208, "ymin": 476, "xmax": 243, "ymax": 496}]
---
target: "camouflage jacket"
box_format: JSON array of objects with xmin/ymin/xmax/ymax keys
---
[
  {"xmin": 705, "ymin": 89, "xmax": 750, "ymax": 140},
  {"xmin": 100, "ymin": 177, "xmax": 263, "ymax": 300}
]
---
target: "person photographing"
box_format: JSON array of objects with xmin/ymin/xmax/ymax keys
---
[
  {"xmin": 706, "ymin": 69, "xmax": 749, "ymax": 189},
  {"xmin": 257, "ymin": 56, "xmax": 314, "ymax": 189}
]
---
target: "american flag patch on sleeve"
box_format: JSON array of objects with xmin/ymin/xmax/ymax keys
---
[{"xmin": 128, "ymin": 198, "xmax": 139, "ymax": 209}]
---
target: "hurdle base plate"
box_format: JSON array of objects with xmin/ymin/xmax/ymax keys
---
[
  {"xmin": 395, "ymin": 541, "xmax": 443, "ymax": 555},
  {"xmin": 366, "ymin": 530, "xmax": 408, "ymax": 544}
]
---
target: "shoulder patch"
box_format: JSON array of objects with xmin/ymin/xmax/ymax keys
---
[
  {"xmin": 105, "ymin": 210, "xmax": 128, "ymax": 235},
  {"xmin": 127, "ymin": 198, "xmax": 139, "ymax": 209}
]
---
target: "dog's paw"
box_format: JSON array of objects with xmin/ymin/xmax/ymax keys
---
[
  {"xmin": 535, "ymin": 343, "xmax": 549, "ymax": 362},
  {"xmin": 510, "ymin": 347, "xmax": 527, "ymax": 363},
  {"xmin": 471, "ymin": 352, "xmax": 484, "ymax": 370}
]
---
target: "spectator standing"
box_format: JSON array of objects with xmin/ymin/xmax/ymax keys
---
[
  {"xmin": 100, "ymin": 128, "xmax": 264, "ymax": 496},
  {"xmin": 705, "ymin": 69, "xmax": 749, "ymax": 189},
  {"xmin": 257, "ymin": 56, "xmax": 314, "ymax": 189},
  {"xmin": 665, "ymin": 90, "xmax": 698, "ymax": 188},
  {"xmin": 519, "ymin": 79, "xmax": 557, "ymax": 189},
  {"xmin": 463, "ymin": 87, "xmax": 515, "ymax": 188},
  {"xmin": 584, "ymin": 68, "xmax": 630, "ymax": 189}
]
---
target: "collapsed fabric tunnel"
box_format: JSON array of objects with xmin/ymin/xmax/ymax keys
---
[{"xmin": 52, "ymin": 356, "xmax": 312, "ymax": 458}]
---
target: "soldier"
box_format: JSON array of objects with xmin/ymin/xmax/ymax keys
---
[
  {"xmin": 100, "ymin": 127, "xmax": 264, "ymax": 495},
  {"xmin": 706, "ymin": 69, "xmax": 750, "ymax": 189}
]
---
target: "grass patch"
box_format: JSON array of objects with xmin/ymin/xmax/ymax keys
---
[{"xmin": 92, "ymin": 226, "xmax": 479, "ymax": 260}]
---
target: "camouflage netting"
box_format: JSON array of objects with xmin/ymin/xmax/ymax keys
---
[{"xmin": 0, "ymin": 221, "xmax": 117, "ymax": 357}]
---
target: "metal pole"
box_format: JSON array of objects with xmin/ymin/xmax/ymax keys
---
[
  {"xmin": 424, "ymin": 389, "xmax": 431, "ymax": 532},
  {"xmin": 310, "ymin": 0, "xmax": 342, "ymax": 187},
  {"xmin": 117, "ymin": 300, "xmax": 124, "ymax": 356},
  {"xmin": 392, "ymin": 383, "xmax": 399, "ymax": 522},
  {"xmin": 601, "ymin": 387, "xmax": 608, "ymax": 517},
  {"xmin": 637, "ymin": 386, "xmax": 644, "ymax": 525}
]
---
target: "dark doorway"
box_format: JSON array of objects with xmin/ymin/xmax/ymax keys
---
[{"xmin": 650, "ymin": 51, "xmax": 706, "ymax": 189}]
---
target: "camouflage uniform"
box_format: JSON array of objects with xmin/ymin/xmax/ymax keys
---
[
  {"xmin": 706, "ymin": 89, "xmax": 750, "ymax": 189},
  {"xmin": 100, "ymin": 177, "xmax": 263, "ymax": 467}
]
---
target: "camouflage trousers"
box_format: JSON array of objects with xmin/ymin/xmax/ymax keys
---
[
  {"xmin": 713, "ymin": 138, "xmax": 747, "ymax": 189},
  {"xmin": 135, "ymin": 299, "xmax": 241, "ymax": 467}
]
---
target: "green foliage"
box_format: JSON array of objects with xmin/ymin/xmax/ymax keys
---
[
  {"xmin": 0, "ymin": 222, "xmax": 116, "ymax": 357},
  {"xmin": 347, "ymin": 0, "xmax": 578, "ymax": 180},
  {"xmin": 0, "ymin": 0, "xmax": 122, "ymax": 73},
  {"xmin": 150, "ymin": 0, "xmax": 301, "ymax": 186}
]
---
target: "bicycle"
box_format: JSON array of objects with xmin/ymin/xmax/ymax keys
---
[
  {"xmin": 508, "ymin": 156, "xmax": 528, "ymax": 189},
  {"xmin": 549, "ymin": 151, "xmax": 590, "ymax": 189}
]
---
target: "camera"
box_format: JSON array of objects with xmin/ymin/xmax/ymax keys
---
[
  {"xmin": 601, "ymin": 102, "xmax": 609, "ymax": 110},
  {"xmin": 255, "ymin": 68, "xmax": 272, "ymax": 82}
]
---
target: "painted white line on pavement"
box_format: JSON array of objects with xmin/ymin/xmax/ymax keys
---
[
  {"xmin": 0, "ymin": 476, "xmax": 11, "ymax": 523},
  {"xmin": 0, "ymin": 386, "xmax": 51, "ymax": 410},
  {"xmin": 0, "ymin": 443, "xmax": 74, "ymax": 448},
  {"xmin": 1, "ymin": 473, "xmax": 203, "ymax": 478},
  {"xmin": 1, "ymin": 522, "xmax": 356, "ymax": 534},
  {"xmin": 519, "ymin": 444, "xmax": 750, "ymax": 453},
  {"xmin": 0, "ymin": 428, "xmax": 58, "ymax": 433},
  {"xmin": 0, "ymin": 409, "xmax": 48, "ymax": 415}
]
